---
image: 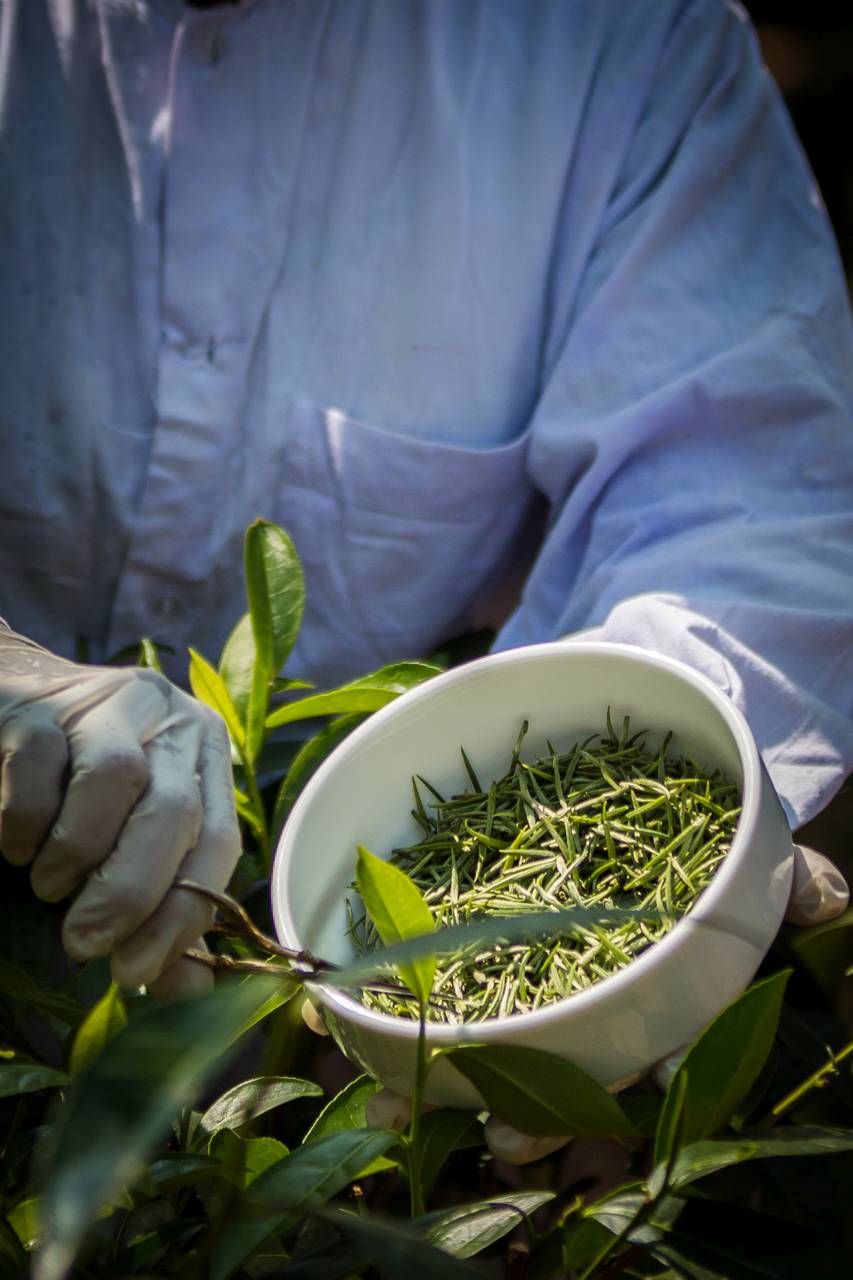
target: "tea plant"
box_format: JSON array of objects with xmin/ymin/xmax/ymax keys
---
[{"xmin": 0, "ymin": 521, "xmax": 852, "ymax": 1280}]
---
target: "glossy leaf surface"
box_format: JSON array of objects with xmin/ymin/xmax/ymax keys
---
[
  {"xmin": 355, "ymin": 845, "xmax": 435, "ymax": 1006},
  {"xmin": 447, "ymin": 1044, "xmax": 639, "ymax": 1138}
]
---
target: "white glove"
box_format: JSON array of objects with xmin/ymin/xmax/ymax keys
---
[
  {"xmin": 305, "ymin": 843, "xmax": 849, "ymax": 1164},
  {"xmin": 0, "ymin": 625, "xmax": 241, "ymax": 992}
]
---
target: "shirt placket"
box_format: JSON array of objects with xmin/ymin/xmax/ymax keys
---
[{"xmin": 107, "ymin": 7, "xmax": 258, "ymax": 659}]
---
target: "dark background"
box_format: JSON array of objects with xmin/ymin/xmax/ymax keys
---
[{"xmin": 746, "ymin": 3, "xmax": 853, "ymax": 281}]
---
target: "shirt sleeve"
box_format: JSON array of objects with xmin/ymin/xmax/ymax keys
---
[{"xmin": 494, "ymin": 0, "xmax": 853, "ymax": 827}]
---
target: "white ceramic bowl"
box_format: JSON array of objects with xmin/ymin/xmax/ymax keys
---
[{"xmin": 272, "ymin": 642, "xmax": 794, "ymax": 1107}]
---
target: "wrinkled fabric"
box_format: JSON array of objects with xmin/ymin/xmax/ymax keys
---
[{"xmin": 0, "ymin": 0, "xmax": 851, "ymax": 825}]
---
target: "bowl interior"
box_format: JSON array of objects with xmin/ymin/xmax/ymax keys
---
[{"xmin": 274, "ymin": 644, "xmax": 749, "ymax": 980}]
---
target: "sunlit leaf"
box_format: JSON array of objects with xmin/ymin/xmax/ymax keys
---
[
  {"xmin": 199, "ymin": 1076, "xmax": 322, "ymax": 1135},
  {"xmin": 188, "ymin": 647, "xmax": 246, "ymax": 752},
  {"xmin": 219, "ymin": 612, "xmax": 256, "ymax": 725},
  {"xmin": 209, "ymin": 1130, "xmax": 289, "ymax": 1189},
  {"xmin": 304, "ymin": 1075, "xmax": 396, "ymax": 1176},
  {"xmin": 244, "ymin": 519, "xmax": 305, "ymax": 676},
  {"xmin": 245, "ymin": 1129, "xmax": 397, "ymax": 1212},
  {"xmin": 650, "ymin": 1126, "xmax": 853, "ymax": 1197},
  {"xmin": 0, "ymin": 1217, "xmax": 31, "ymax": 1276},
  {"xmin": 265, "ymin": 661, "xmax": 441, "ymax": 729},
  {"xmin": 69, "ymin": 983, "xmax": 126, "ymax": 1076},
  {"xmin": 447, "ymin": 1045, "xmax": 638, "ymax": 1139},
  {"xmin": 585, "ymin": 1183, "xmax": 682, "ymax": 1245},
  {"xmin": 137, "ymin": 638, "xmax": 165, "ymax": 674},
  {"xmin": 421, "ymin": 1191, "xmax": 555, "ymax": 1258},
  {"xmin": 356, "ymin": 845, "xmax": 435, "ymax": 1006}
]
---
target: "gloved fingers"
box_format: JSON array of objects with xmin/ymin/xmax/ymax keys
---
[
  {"xmin": 147, "ymin": 941, "xmax": 215, "ymax": 1000},
  {"xmin": 108, "ymin": 882, "xmax": 217, "ymax": 989},
  {"xmin": 784, "ymin": 844, "xmax": 849, "ymax": 926},
  {"xmin": 107, "ymin": 714, "xmax": 240, "ymax": 989},
  {"xmin": 483, "ymin": 1117, "xmax": 571, "ymax": 1165},
  {"xmin": 61, "ymin": 722, "xmax": 205, "ymax": 963},
  {"xmin": 25, "ymin": 672, "xmax": 168, "ymax": 897},
  {"xmin": 364, "ymin": 1088, "xmax": 437, "ymax": 1132},
  {"xmin": 301, "ymin": 996, "xmax": 330, "ymax": 1036},
  {"xmin": 0, "ymin": 708, "xmax": 68, "ymax": 865},
  {"xmin": 29, "ymin": 729, "xmax": 149, "ymax": 902},
  {"xmin": 651, "ymin": 1047, "xmax": 688, "ymax": 1093}
]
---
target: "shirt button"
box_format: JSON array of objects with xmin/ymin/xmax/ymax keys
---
[
  {"xmin": 188, "ymin": 24, "xmax": 224, "ymax": 67},
  {"xmin": 153, "ymin": 596, "xmax": 184, "ymax": 621}
]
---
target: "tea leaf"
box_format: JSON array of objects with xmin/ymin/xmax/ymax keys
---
[
  {"xmin": 307, "ymin": 1209, "xmax": 484, "ymax": 1279},
  {"xmin": 0, "ymin": 1215, "xmax": 32, "ymax": 1272},
  {"xmin": 421, "ymin": 1190, "xmax": 555, "ymax": 1257},
  {"xmin": 145, "ymin": 1152, "xmax": 224, "ymax": 1194},
  {"xmin": 219, "ymin": 612, "xmax": 255, "ymax": 724},
  {"xmin": 209, "ymin": 1130, "xmax": 289, "ymax": 1189},
  {"xmin": 69, "ymin": 982, "xmax": 126, "ymax": 1076},
  {"xmin": 211, "ymin": 1209, "xmax": 291, "ymax": 1280},
  {"xmin": 304, "ymin": 1075, "xmax": 396, "ymax": 1176},
  {"xmin": 35, "ymin": 975, "xmax": 280, "ymax": 1280},
  {"xmin": 245, "ymin": 1128, "xmax": 397, "ymax": 1211},
  {"xmin": 244, "ymin": 519, "xmax": 305, "ymax": 676},
  {"xmin": 446, "ymin": 1045, "xmax": 639, "ymax": 1139},
  {"xmin": 137, "ymin": 637, "xmax": 165, "ymax": 674},
  {"xmin": 416, "ymin": 1108, "xmax": 479, "ymax": 1201},
  {"xmin": 6, "ymin": 1198, "xmax": 45, "ymax": 1251},
  {"xmin": 265, "ymin": 660, "xmax": 441, "ymax": 728},
  {"xmin": 585, "ymin": 1184, "xmax": 683, "ymax": 1244},
  {"xmin": 271, "ymin": 675, "xmax": 315, "ymax": 693},
  {"xmin": 200, "ymin": 1076, "xmax": 322, "ymax": 1135},
  {"xmin": 0, "ymin": 1063, "xmax": 69, "ymax": 1098},
  {"xmin": 188, "ymin": 647, "xmax": 246, "ymax": 751},
  {"xmin": 0, "ymin": 959, "xmax": 84, "ymax": 1027},
  {"xmin": 237, "ymin": 976, "xmax": 300, "ymax": 1037},
  {"xmin": 653, "ymin": 971, "xmax": 791, "ymax": 1167},
  {"xmin": 649, "ymin": 1126, "xmax": 853, "ymax": 1196},
  {"xmin": 355, "ymin": 845, "xmax": 436, "ymax": 1007},
  {"xmin": 652, "ymin": 1068, "xmax": 690, "ymax": 1183}
]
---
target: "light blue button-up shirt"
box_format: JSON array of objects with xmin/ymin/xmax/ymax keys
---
[{"xmin": 1, "ymin": 0, "xmax": 852, "ymax": 826}]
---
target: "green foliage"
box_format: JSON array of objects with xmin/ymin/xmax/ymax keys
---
[
  {"xmin": 446, "ymin": 1044, "xmax": 639, "ymax": 1139},
  {"xmin": 355, "ymin": 844, "xmax": 436, "ymax": 1007},
  {"xmin": 653, "ymin": 970, "xmax": 790, "ymax": 1166},
  {"xmin": 68, "ymin": 982, "xmax": 126, "ymax": 1076},
  {"xmin": 3, "ymin": 521, "xmax": 853, "ymax": 1280}
]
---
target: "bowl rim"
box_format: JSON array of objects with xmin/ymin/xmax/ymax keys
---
[{"xmin": 271, "ymin": 640, "xmax": 770, "ymax": 1041}]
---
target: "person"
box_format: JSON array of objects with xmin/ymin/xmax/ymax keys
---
[{"xmin": 1, "ymin": 0, "xmax": 852, "ymax": 1155}]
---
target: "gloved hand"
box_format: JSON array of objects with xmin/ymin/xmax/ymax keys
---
[
  {"xmin": 0, "ymin": 625, "xmax": 241, "ymax": 993},
  {"xmin": 302, "ymin": 842, "xmax": 849, "ymax": 1163}
]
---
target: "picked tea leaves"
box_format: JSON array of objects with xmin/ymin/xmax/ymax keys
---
[{"xmin": 350, "ymin": 715, "xmax": 740, "ymax": 1023}]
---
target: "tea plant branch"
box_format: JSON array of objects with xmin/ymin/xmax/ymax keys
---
[
  {"xmin": 763, "ymin": 1037, "xmax": 853, "ymax": 1125},
  {"xmin": 407, "ymin": 1015, "xmax": 430, "ymax": 1218}
]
